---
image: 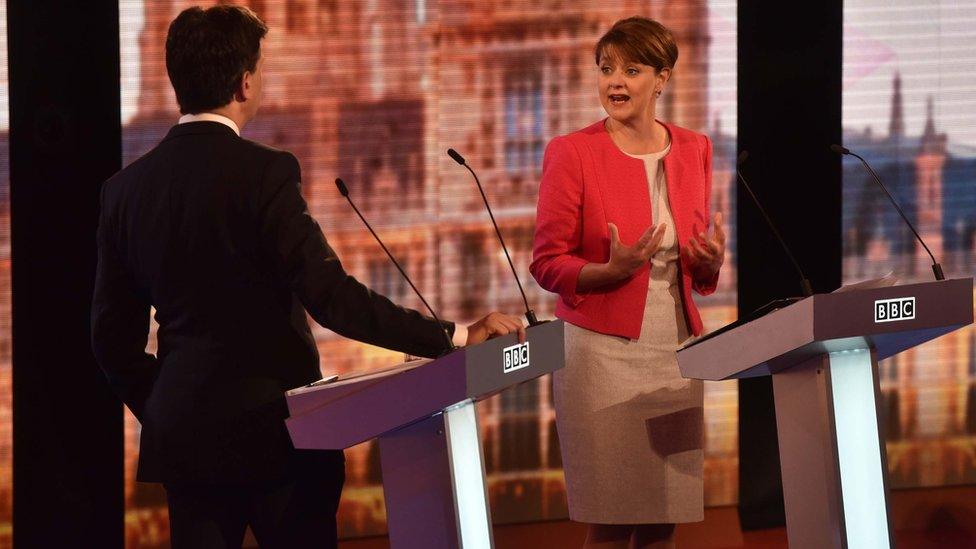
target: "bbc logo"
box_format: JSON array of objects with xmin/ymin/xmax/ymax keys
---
[
  {"xmin": 874, "ymin": 297, "xmax": 916, "ymax": 323},
  {"xmin": 503, "ymin": 342, "xmax": 530, "ymax": 374}
]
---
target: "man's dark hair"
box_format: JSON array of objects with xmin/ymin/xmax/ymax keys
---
[{"xmin": 166, "ymin": 6, "xmax": 268, "ymax": 114}]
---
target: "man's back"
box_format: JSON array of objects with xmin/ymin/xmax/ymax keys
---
[
  {"xmin": 94, "ymin": 121, "xmax": 453, "ymax": 483},
  {"xmin": 90, "ymin": 8, "xmax": 517, "ymax": 546},
  {"xmin": 95, "ymin": 121, "xmax": 320, "ymax": 482}
]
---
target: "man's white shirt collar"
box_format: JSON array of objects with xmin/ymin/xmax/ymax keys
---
[{"xmin": 178, "ymin": 113, "xmax": 240, "ymax": 136}]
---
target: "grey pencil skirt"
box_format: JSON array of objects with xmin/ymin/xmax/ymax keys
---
[{"xmin": 553, "ymin": 283, "xmax": 704, "ymax": 524}]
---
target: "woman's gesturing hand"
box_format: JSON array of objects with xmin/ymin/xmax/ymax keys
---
[
  {"xmin": 607, "ymin": 222, "xmax": 667, "ymax": 281},
  {"xmin": 575, "ymin": 222, "xmax": 665, "ymax": 293},
  {"xmin": 682, "ymin": 212, "xmax": 726, "ymax": 279}
]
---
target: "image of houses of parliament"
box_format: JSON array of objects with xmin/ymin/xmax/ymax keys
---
[
  {"xmin": 842, "ymin": 72, "xmax": 976, "ymax": 491},
  {"xmin": 0, "ymin": 2, "xmax": 963, "ymax": 549},
  {"xmin": 122, "ymin": 0, "xmax": 740, "ymax": 544}
]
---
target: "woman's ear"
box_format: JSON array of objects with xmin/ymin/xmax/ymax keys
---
[{"xmin": 658, "ymin": 67, "xmax": 672, "ymax": 86}]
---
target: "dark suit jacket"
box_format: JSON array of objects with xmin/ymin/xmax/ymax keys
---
[{"xmin": 92, "ymin": 121, "xmax": 453, "ymax": 484}]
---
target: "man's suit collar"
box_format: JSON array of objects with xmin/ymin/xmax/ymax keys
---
[{"xmin": 162, "ymin": 121, "xmax": 240, "ymax": 142}]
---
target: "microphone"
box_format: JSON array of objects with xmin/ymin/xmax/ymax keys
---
[
  {"xmin": 737, "ymin": 151, "xmax": 814, "ymax": 297},
  {"xmin": 447, "ymin": 148, "xmax": 543, "ymax": 326},
  {"xmin": 830, "ymin": 144, "xmax": 945, "ymax": 280},
  {"xmin": 447, "ymin": 148, "xmax": 465, "ymax": 166},
  {"xmin": 333, "ymin": 178, "xmax": 456, "ymax": 353}
]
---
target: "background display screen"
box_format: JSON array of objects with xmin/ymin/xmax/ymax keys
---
[
  {"xmin": 118, "ymin": 1, "xmax": 738, "ymax": 543},
  {"xmin": 0, "ymin": 1, "xmax": 969, "ymax": 547},
  {"xmin": 842, "ymin": 0, "xmax": 976, "ymax": 490}
]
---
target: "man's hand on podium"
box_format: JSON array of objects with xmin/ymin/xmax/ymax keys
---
[{"xmin": 465, "ymin": 313, "xmax": 526, "ymax": 346}]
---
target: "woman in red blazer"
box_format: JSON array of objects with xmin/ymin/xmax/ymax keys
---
[{"xmin": 530, "ymin": 17, "xmax": 725, "ymax": 548}]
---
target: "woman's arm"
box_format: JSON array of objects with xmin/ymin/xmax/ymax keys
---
[
  {"xmin": 683, "ymin": 133, "xmax": 724, "ymax": 296},
  {"xmin": 530, "ymin": 137, "xmax": 589, "ymax": 306}
]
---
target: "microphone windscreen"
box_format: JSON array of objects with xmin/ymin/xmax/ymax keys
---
[
  {"xmin": 736, "ymin": 150, "xmax": 749, "ymax": 166},
  {"xmin": 334, "ymin": 178, "xmax": 349, "ymax": 197},
  {"xmin": 447, "ymin": 148, "xmax": 466, "ymax": 166}
]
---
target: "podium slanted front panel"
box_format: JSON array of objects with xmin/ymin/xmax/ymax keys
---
[
  {"xmin": 464, "ymin": 318, "xmax": 564, "ymax": 399},
  {"xmin": 813, "ymin": 278, "xmax": 973, "ymax": 360}
]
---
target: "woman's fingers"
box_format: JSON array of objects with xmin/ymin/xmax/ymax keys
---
[
  {"xmin": 689, "ymin": 238, "xmax": 721, "ymax": 264},
  {"xmin": 608, "ymin": 223, "xmax": 620, "ymax": 247},
  {"xmin": 610, "ymin": 220, "xmax": 727, "ymax": 272},
  {"xmin": 696, "ymin": 232, "xmax": 719, "ymax": 255},
  {"xmin": 636, "ymin": 224, "xmax": 666, "ymax": 258},
  {"xmin": 712, "ymin": 212, "xmax": 727, "ymax": 246},
  {"xmin": 646, "ymin": 224, "xmax": 667, "ymax": 255},
  {"xmin": 635, "ymin": 223, "xmax": 660, "ymax": 249},
  {"xmin": 617, "ymin": 222, "xmax": 666, "ymax": 250},
  {"xmin": 686, "ymin": 239, "xmax": 702, "ymax": 262}
]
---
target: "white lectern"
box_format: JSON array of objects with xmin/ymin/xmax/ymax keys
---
[
  {"xmin": 678, "ymin": 278, "xmax": 973, "ymax": 549},
  {"xmin": 285, "ymin": 320, "xmax": 565, "ymax": 549}
]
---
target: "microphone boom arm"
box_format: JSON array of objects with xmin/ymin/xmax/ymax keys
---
[
  {"xmin": 462, "ymin": 162, "xmax": 541, "ymax": 326},
  {"xmin": 832, "ymin": 146, "xmax": 945, "ymax": 281},
  {"xmin": 334, "ymin": 178, "xmax": 457, "ymax": 352}
]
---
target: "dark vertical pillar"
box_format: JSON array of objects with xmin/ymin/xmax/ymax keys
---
[
  {"xmin": 9, "ymin": 1, "xmax": 123, "ymax": 546},
  {"xmin": 737, "ymin": 1, "xmax": 843, "ymax": 530}
]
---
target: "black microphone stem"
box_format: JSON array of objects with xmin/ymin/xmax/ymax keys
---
[
  {"xmin": 842, "ymin": 150, "xmax": 945, "ymax": 280},
  {"xmin": 459, "ymin": 161, "xmax": 542, "ymax": 326},
  {"xmin": 830, "ymin": 145, "xmax": 945, "ymax": 280},
  {"xmin": 735, "ymin": 168, "xmax": 814, "ymax": 297},
  {"xmin": 335, "ymin": 179, "xmax": 456, "ymax": 352}
]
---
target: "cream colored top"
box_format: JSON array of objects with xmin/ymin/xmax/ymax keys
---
[{"xmin": 627, "ymin": 143, "xmax": 678, "ymax": 289}]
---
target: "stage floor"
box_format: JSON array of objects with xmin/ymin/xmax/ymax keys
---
[{"xmin": 334, "ymin": 484, "xmax": 976, "ymax": 548}]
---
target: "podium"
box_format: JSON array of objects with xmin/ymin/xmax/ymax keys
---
[
  {"xmin": 285, "ymin": 320, "xmax": 565, "ymax": 549},
  {"xmin": 678, "ymin": 278, "xmax": 973, "ymax": 548}
]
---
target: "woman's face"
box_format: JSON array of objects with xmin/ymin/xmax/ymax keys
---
[{"xmin": 597, "ymin": 54, "xmax": 668, "ymax": 125}]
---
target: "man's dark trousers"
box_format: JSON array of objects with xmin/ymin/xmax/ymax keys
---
[{"xmin": 166, "ymin": 450, "xmax": 344, "ymax": 549}]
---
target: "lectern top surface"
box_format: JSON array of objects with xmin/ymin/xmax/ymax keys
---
[
  {"xmin": 286, "ymin": 358, "xmax": 431, "ymax": 397},
  {"xmin": 677, "ymin": 278, "xmax": 973, "ymax": 381}
]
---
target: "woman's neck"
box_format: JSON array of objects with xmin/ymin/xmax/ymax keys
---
[{"xmin": 606, "ymin": 115, "xmax": 669, "ymax": 155}]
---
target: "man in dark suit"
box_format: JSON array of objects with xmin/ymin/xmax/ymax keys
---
[{"xmin": 91, "ymin": 6, "xmax": 524, "ymax": 548}]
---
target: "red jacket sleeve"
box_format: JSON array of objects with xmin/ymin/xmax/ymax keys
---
[
  {"xmin": 530, "ymin": 136, "xmax": 589, "ymax": 307},
  {"xmin": 692, "ymin": 133, "xmax": 720, "ymax": 296}
]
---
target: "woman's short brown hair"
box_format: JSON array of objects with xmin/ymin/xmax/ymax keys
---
[{"xmin": 594, "ymin": 16, "xmax": 678, "ymax": 71}]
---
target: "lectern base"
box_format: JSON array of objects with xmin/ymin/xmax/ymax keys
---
[
  {"xmin": 378, "ymin": 400, "xmax": 494, "ymax": 549},
  {"xmin": 772, "ymin": 349, "xmax": 893, "ymax": 549}
]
